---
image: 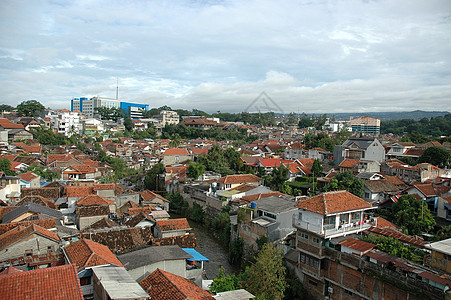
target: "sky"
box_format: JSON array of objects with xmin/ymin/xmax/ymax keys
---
[{"xmin": 0, "ymin": 0, "xmax": 450, "ymax": 114}]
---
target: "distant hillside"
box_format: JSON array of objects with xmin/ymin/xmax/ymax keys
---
[{"xmin": 325, "ymin": 110, "xmax": 450, "ymax": 121}]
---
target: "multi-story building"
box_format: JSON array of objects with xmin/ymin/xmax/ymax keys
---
[
  {"xmin": 333, "ymin": 137, "xmax": 385, "ymax": 166},
  {"xmin": 154, "ymin": 110, "xmax": 180, "ymax": 127},
  {"xmin": 290, "ymin": 190, "xmax": 451, "ymax": 299},
  {"xmin": 71, "ymin": 97, "xmax": 149, "ymax": 119},
  {"xmin": 46, "ymin": 109, "xmax": 81, "ymax": 137},
  {"xmin": 350, "ymin": 116, "xmax": 380, "ymax": 134}
]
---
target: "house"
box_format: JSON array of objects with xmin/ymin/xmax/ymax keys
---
[
  {"xmin": 63, "ymin": 238, "xmax": 124, "ymax": 298},
  {"xmin": 46, "ymin": 109, "xmax": 81, "ymax": 137},
  {"xmin": 77, "ymin": 194, "xmax": 116, "ymax": 213},
  {"xmin": 0, "ymin": 118, "xmax": 33, "ymax": 142},
  {"xmin": 2, "ymin": 202, "xmax": 63, "ymax": 223},
  {"xmin": 181, "ymin": 116, "xmax": 219, "ymax": 130},
  {"xmin": 217, "ymin": 174, "xmax": 263, "ymax": 190},
  {"xmin": 18, "ymin": 171, "xmax": 40, "ymax": 188},
  {"xmin": 91, "ymin": 265, "xmax": 150, "ymax": 300},
  {"xmin": 118, "ymin": 245, "xmax": 194, "ymax": 281},
  {"xmin": 163, "ymin": 148, "xmax": 193, "ymax": 166},
  {"xmin": 289, "ymin": 189, "xmax": 451, "ymax": 300},
  {"xmin": 0, "ymin": 264, "xmax": 83, "ymax": 300},
  {"xmin": 139, "ymin": 268, "xmax": 214, "ymax": 300},
  {"xmin": 294, "ymin": 190, "xmax": 374, "ymax": 239},
  {"xmin": 380, "ymin": 159, "xmax": 447, "ymax": 183},
  {"xmin": 337, "ymin": 158, "xmax": 360, "ymax": 173},
  {"xmin": 0, "ymin": 224, "xmax": 61, "ymax": 263},
  {"xmin": 426, "ymin": 238, "xmax": 451, "ymax": 273},
  {"xmin": 154, "ymin": 218, "xmax": 191, "ymax": 238},
  {"xmin": 0, "ymin": 173, "xmax": 20, "ymax": 203},
  {"xmin": 362, "ymin": 179, "xmax": 400, "ymax": 203},
  {"xmin": 139, "ymin": 189, "xmax": 170, "ymax": 211},
  {"xmin": 75, "ymin": 206, "xmax": 111, "ymax": 231},
  {"xmin": 333, "ymin": 137, "xmax": 385, "ymax": 166},
  {"xmin": 283, "ymin": 159, "xmax": 313, "ymax": 181},
  {"xmin": 15, "ymin": 195, "xmax": 56, "ymax": 209},
  {"xmin": 238, "ymin": 196, "xmax": 297, "ymax": 255},
  {"xmin": 124, "ymin": 212, "xmax": 155, "ymax": 228},
  {"xmin": 405, "ymin": 183, "xmax": 451, "ymax": 218},
  {"xmin": 62, "ymin": 165, "xmax": 98, "ymax": 182},
  {"xmin": 385, "ymin": 142, "xmax": 417, "ymax": 159}
]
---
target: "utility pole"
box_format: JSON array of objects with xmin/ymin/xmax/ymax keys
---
[{"xmin": 116, "ymin": 78, "xmax": 119, "ymax": 100}]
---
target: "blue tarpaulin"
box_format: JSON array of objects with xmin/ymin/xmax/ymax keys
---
[{"xmin": 182, "ymin": 248, "xmax": 210, "ymax": 262}]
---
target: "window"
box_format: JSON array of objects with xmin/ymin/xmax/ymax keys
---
[
  {"xmin": 47, "ymin": 246, "xmax": 54, "ymax": 252},
  {"xmin": 80, "ymin": 277, "xmax": 91, "ymax": 286},
  {"xmin": 263, "ymin": 211, "xmax": 276, "ymax": 219},
  {"xmin": 351, "ymin": 211, "xmax": 361, "ymax": 222},
  {"xmin": 312, "ymin": 237, "xmax": 321, "ymax": 244},
  {"xmin": 25, "ymin": 249, "xmax": 33, "ymax": 256},
  {"xmin": 299, "ymin": 232, "xmax": 309, "ymax": 240},
  {"xmin": 225, "ymin": 184, "xmax": 231, "ymax": 189}
]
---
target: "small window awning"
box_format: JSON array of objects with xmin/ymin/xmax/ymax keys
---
[{"xmin": 182, "ymin": 248, "xmax": 209, "ymax": 262}]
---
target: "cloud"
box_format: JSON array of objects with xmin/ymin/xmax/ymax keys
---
[{"xmin": 0, "ymin": 0, "xmax": 449, "ymax": 113}]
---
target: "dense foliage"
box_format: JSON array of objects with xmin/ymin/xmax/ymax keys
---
[
  {"xmin": 323, "ymin": 171, "xmax": 364, "ymax": 197},
  {"xmin": 197, "ymin": 145, "xmax": 241, "ymax": 176},
  {"xmin": 391, "ymin": 195, "xmax": 436, "ymax": 235},
  {"xmin": 143, "ymin": 163, "xmax": 165, "ymax": 191},
  {"xmin": 16, "ymin": 100, "xmax": 45, "ymax": 117},
  {"xmin": 360, "ymin": 234, "xmax": 426, "ymax": 264},
  {"xmin": 381, "ymin": 114, "xmax": 451, "ymax": 136},
  {"xmin": 419, "ymin": 146, "xmax": 450, "ymax": 168},
  {"xmin": 31, "ymin": 127, "xmax": 77, "ymax": 145}
]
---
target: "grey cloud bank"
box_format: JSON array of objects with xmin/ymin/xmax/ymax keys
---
[{"xmin": 0, "ymin": 0, "xmax": 450, "ymax": 113}]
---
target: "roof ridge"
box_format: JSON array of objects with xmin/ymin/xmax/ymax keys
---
[
  {"xmin": 322, "ymin": 193, "xmax": 327, "ymax": 215},
  {"xmin": 158, "ymin": 269, "xmax": 186, "ymax": 298}
]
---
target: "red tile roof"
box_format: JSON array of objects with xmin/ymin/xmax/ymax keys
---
[
  {"xmin": 46, "ymin": 154, "xmax": 75, "ymax": 164},
  {"xmin": 93, "ymin": 183, "xmax": 115, "ymax": 190},
  {"xmin": 412, "ymin": 183, "xmax": 450, "ymax": 197},
  {"xmin": 17, "ymin": 171, "xmax": 39, "ymax": 182},
  {"xmin": 65, "ymin": 186, "xmax": 95, "ymax": 198},
  {"xmin": 66, "ymin": 165, "xmax": 96, "ymax": 174},
  {"xmin": 0, "ymin": 224, "xmax": 60, "ymax": 251},
  {"xmin": 296, "ymin": 190, "xmax": 372, "ymax": 215},
  {"xmin": 0, "ymin": 265, "xmax": 24, "ymax": 277},
  {"xmin": 339, "ymin": 158, "xmax": 360, "ymax": 168},
  {"xmin": 218, "ymin": 174, "xmax": 263, "ymax": 184},
  {"xmin": 64, "ymin": 238, "xmax": 123, "ymax": 271},
  {"xmin": 367, "ymin": 227, "xmax": 427, "ymax": 247},
  {"xmin": 338, "ymin": 237, "xmax": 376, "ymax": 253},
  {"xmin": 77, "ymin": 195, "xmax": 115, "ymax": 206},
  {"xmin": 140, "ymin": 190, "xmax": 169, "ymax": 202},
  {"xmin": 139, "ymin": 268, "xmax": 214, "ymax": 300},
  {"xmin": 164, "ymin": 148, "xmax": 190, "ymax": 155},
  {"xmin": 0, "ymin": 264, "xmax": 83, "ymax": 300},
  {"xmin": 156, "ymin": 218, "xmax": 191, "ymax": 231},
  {"xmin": 0, "ymin": 118, "xmax": 24, "ymax": 129}
]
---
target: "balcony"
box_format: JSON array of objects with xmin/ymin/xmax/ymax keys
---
[{"xmin": 293, "ymin": 215, "xmax": 373, "ymax": 238}]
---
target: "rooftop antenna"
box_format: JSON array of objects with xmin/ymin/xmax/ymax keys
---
[{"xmin": 116, "ymin": 78, "xmax": 119, "ymax": 100}]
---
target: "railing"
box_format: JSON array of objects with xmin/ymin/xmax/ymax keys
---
[
  {"xmin": 292, "ymin": 215, "xmax": 372, "ymax": 238},
  {"xmin": 324, "ymin": 222, "xmax": 372, "ymax": 238}
]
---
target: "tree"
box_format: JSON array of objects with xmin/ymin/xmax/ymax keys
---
[
  {"xmin": 266, "ymin": 165, "xmax": 289, "ymax": 191},
  {"xmin": 124, "ymin": 117, "xmax": 134, "ymax": 132},
  {"xmin": 210, "ymin": 267, "xmax": 239, "ymax": 293},
  {"xmin": 0, "ymin": 104, "xmax": 14, "ymax": 112},
  {"xmin": 419, "ymin": 146, "xmax": 450, "ymax": 168},
  {"xmin": 187, "ymin": 162, "xmax": 206, "ymax": 180},
  {"xmin": 94, "ymin": 107, "xmax": 124, "ymax": 121},
  {"xmin": 392, "ymin": 194, "xmax": 435, "ymax": 235},
  {"xmin": 243, "ymin": 243, "xmax": 287, "ymax": 300},
  {"xmin": 311, "ymin": 159, "xmax": 323, "ymax": 177},
  {"xmin": 0, "ymin": 158, "xmax": 15, "ymax": 176},
  {"xmin": 324, "ymin": 171, "xmax": 364, "ymax": 197},
  {"xmin": 16, "ymin": 100, "xmax": 45, "ymax": 117},
  {"xmin": 144, "ymin": 163, "xmax": 165, "ymax": 191}
]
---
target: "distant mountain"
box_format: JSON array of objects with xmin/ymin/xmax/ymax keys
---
[{"xmin": 293, "ymin": 110, "xmax": 449, "ymax": 121}]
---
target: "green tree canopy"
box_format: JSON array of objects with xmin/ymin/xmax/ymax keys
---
[
  {"xmin": 243, "ymin": 243, "xmax": 287, "ymax": 300},
  {"xmin": 265, "ymin": 164, "xmax": 289, "ymax": 191},
  {"xmin": 324, "ymin": 171, "xmax": 364, "ymax": 197},
  {"xmin": 124, "ymin": 117, "xmax": 134, "ymax": 132},
  {"xmin": 187, "ymin": 161, "xmax": 206, "ymax": 180},
  {"xmin": 311, "ymin": 159, "xmax": 323, "ymax": 177},
  {"xmin": 144, "ymin": 163, "xmax": 165, "ymax": 191},
  {"xmin": 16, "ymin": 100, "xmax": 45, "ymax": 117},
  {"xmin": 0, "ymin": 104, "xmax": 14, "ymax": 112},
  {"xmin": 0, "ymin": 158, "xmax": 15, "ymax": 176},
  {"xmin": 419, "ymin": 146, "xmax": 450, "ymax": 168},
  {"xmin": 392, "ymin": 194, "xmax": 435, "ymax": 235}
]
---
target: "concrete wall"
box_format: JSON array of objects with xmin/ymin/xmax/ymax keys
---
[
  {"xmin": 77, "ymin": 215, "xmax": 106, "ymax": 230},
  {"xmin": 127, "ymin": 259, "xmax": 186, "ymax": 281},
  {"xmin": 0, "ymin": 234, "xmax": 59, "ymax": 261}
]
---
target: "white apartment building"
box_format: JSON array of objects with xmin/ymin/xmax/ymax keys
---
[{"xmin": 46, "ymin": 109, "xmax": 81, "ymax": 137}]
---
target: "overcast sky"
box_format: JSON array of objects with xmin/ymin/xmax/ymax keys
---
[{"xmin": 0, "ymin": 0, "xmax": 450, "ymax": 113}]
